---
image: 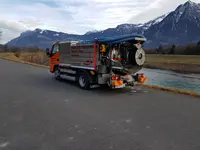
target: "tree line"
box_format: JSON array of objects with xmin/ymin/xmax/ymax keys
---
[
  {"xmin": 0, "ymin": 44, "xmax": 44, "ymax": 53},
  {"xmin": 146, "ymin": 42, "xmax": 200, "ymax": 55},
  {"xmin": 1, "ymin": 42, "xmax": 200, "ymax": 55}
]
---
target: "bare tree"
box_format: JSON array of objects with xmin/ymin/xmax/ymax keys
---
[{"xmin": 169, "ymin": 44, "xmax": 176, "ymax": 54}]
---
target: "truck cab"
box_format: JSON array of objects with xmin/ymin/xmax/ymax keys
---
[{"xmin": 46, "ymin": 42, "xmax": 60, "ymax": 73}]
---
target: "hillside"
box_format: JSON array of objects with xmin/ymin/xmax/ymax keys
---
[{"xmin": 6, "ymin": 1, "xmax": 200, "ymax": 49}]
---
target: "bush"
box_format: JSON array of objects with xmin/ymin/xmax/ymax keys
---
[{"xmin": 14, "ymin": 51, "xmax": 21, "ymax": 57}]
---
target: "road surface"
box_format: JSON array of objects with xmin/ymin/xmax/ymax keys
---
[{"xmin": 0, "ymin": 59, "xmax": 200, "ymax": 150}]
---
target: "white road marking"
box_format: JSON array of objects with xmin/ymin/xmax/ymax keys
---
[
  {"xmin": 146, "ymin": 126, "xmax": 150, "ymax": 129},
  {"xmin": 68, "ymin": 137, "xmax": 74, "ymax": 140},
  {"xmin": 125, "ymin": 119, "xmax": 131, "ymax": 123},
  {"xmin": 0, "ymin": 142, "xmax": 9, "ymax": 148},
  {"xmin": 74, "ymin": 125, "xmax": 79, "ymax": 128}
]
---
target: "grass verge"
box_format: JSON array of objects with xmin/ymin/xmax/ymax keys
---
[
  {"xmin": 0, "ymin": 52, "xmax": 48, "ymax": 68},
  {"xmin": 136, "ymin": 83, "xmax": 200, "ymax": 98}
]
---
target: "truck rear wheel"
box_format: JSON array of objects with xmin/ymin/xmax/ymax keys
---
[{"xmin": 78, "ymin": 73, "xmax": 90, "ymax": 90}]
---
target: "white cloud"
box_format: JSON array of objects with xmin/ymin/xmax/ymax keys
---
[
  {"xmin": 129, "ymin": 0, "xmax": 200, "ymax": 23},
  {"xmin": 0, "ymin": 0, "xmax": 200, "ymax": 44}
]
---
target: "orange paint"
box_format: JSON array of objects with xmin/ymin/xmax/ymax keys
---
[
  {"xmin": 50, "ymin": 51, "xmax": 59, "ymax": 72},
  {"xmin": 49, "ymin": 42, "xmax": 60, "ymax": 72}
]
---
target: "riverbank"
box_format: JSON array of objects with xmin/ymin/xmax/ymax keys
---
[{"xmin": 144, "ymin": 54, "xmax": 200, "ymax": 74}]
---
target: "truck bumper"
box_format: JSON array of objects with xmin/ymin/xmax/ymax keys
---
[
  {"xmin": 109, "ymin": 73, "xmax": 147, "ymax": 89},
  {"xmin": 111, "ymin": 83, "xmax": 126, "ymax": 89},
  {"xmin": 112, "ymin": 73, "xmax": 147, "ymax": 89}
]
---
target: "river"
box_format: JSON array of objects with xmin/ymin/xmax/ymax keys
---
[{"xmin": 137, "ymin": 68, "xmax": 200, "ymax": 93}]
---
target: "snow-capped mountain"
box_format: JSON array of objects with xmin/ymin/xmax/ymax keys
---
[
  {"xmin": 7, "ymin": 28, "xmax": 80, "ymax": 48},
  {"xmin": 85, "ymin": 30, "xmax": 102, "ymax": 35},
  {"xmin": 143, "ymin": 13, "xmax": 169, "ymax": 30},
  {"xmin": 7, "ymin": 1, "xmax": 200, "ymax": 49},
  {"xmin": 145, "ymin": 0, "xmax": 200, "ymax": 47}
]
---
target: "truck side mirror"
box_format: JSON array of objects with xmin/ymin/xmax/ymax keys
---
[{"xmin": 45, "ymin": 48, "xmax": 50, "ymax": 56}]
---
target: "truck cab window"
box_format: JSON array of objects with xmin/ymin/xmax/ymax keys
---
[{"xmin": 52, "ymin": 44, "xmax": 59, "ymax": 54}]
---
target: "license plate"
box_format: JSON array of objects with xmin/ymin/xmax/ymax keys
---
[{"xmin": 113, "ymin": 84, "xmax": 126, "ymax": 89}]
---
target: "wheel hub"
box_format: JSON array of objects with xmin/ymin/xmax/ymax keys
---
[
  {"xmin": 54, "ymin": 69, "xmax": 60, "ymax": 79},
  {"xmin": 79, "ymin": 76, "xmax": 86, "ymax": 87}
]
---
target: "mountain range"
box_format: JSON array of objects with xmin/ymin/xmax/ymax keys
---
[{"xmin": 7, "ymin": 0, "xmax": 200, "ymax": 49}]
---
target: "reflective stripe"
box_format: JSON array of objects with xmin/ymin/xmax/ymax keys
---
[{"xmin": 112, "ymin": 80, "xmax": 123, "ymax": 86}]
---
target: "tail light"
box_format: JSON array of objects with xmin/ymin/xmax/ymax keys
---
[
  {"xmin": 112, "ymin": 76, "xmax": 120, "ymax": 80},
  {"xmin": 138, "ymin": 73, "xmax": 144, "ymax": 77},
  {"xmin": 137, "ymin": 73, "xmax": 147, "ymax": 83}
]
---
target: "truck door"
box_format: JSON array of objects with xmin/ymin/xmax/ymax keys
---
[{"xmin": 50, "ymin": 43, "xmax": 59, "ymax": 72}]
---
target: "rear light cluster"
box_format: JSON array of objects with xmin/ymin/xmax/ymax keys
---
[
  {"xmin": 137, "ymin": 73, "xmax": 147, "ymax": 83},
  {"xmin": 112, "ymin": 76, "xmax": 120, "ymax": 80},
  {"xmin": 138, "ymin": 73, "xmax": 144, "ymax": 77}
]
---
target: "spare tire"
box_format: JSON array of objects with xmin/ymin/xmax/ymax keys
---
[
  {"xmin": 128, "ymin": 48, "xmax": 145, "ymax": 66},
  {"xmin": 135, "ymin": 48, "xmax": 146, "ymax": 66}
]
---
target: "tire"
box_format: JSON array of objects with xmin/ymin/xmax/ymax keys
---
[
  {"xmin": 77, "ymin": 73, "xmax": 90, "ymax": 90},
  {"xmin": 128, "ymin": 48, "xmax": 145, "ymax": 66},
  {"xmin": 53, "ymin": 67, "xmax": 61, "ymax": 80},
  {"xmin": 134, "ymin": 48, "xmax": 145, "ymax": 66}
]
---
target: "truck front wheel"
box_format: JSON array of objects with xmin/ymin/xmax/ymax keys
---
[
  {"xmin": 78, "ymin": 73, "xmax": 90, "ymax": 90},
  {"xmin": 54, "ymin": 67, "xmax": 61, "ymax": 80}
]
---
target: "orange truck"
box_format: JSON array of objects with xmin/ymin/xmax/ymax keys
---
[{"xmin": 46, "ymin": 34, "xmax": 147, "ymax": 90}]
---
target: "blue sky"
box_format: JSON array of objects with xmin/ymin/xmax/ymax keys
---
[{"xmin": 0, "ymin": 0, "xmax": 200, "ymax": 43}]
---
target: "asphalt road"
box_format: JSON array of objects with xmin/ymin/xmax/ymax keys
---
[{"xmin": 0, "ymin": 59, "xmax": 200, "ymax": 150}]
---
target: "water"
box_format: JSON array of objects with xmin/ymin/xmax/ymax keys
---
[{"xmin": 137, "ymin": 68, "xmax": 200, "ymax": 93}]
